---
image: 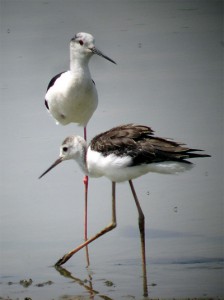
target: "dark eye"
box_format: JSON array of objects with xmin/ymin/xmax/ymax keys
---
[
  {"xmin": 79, "ymin": 40, "xmax": 84, "ymax": 46},
  {"xmin": 63, "ymin": 146, "xmax": 68, "ymax": 152}
]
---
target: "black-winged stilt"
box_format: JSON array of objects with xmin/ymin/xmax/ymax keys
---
[
  {"xmin": 39, "ymin": 123, "xmax": 210, "ymax": 296},
  {"xmin": 45, "ymin": 32, "xmax": 116, "ymax": 265},
  {"xmin": 45, "ymin": 32, "xmax": 116, "ymax": 129}
]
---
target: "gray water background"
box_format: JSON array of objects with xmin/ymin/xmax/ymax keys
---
[{"xmin": 0, "ymin": 0, "xmax": 223, "ymax": 299}]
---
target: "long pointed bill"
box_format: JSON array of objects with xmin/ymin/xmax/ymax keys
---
[
  {"xmin": 91, "ymin": 47, "xmax": 116, "ymax": 64},
  {"xmin": 39, "ymin": 157, "xmax": 63, "ymax": 179}
]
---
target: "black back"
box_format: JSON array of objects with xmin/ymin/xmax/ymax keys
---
[{"xmin": 90, "ymin": 124, "xmax": 210, "ymax": 166}]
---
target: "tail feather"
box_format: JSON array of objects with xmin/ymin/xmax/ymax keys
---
[
  {"xmin": 186, "ymin": 151, "xmax": 211, "ymax": 159},
  {"xmin": 155, "ymin": 148, "xmax": 211, "ymax": 163}
]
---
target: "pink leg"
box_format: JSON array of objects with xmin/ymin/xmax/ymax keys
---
[
  {"xmin": 129, "ymin": 180, "xmax": 148, "ymax": 297},
  {"xmin": 83, "ymin": 127, "xmax": 90, "ymax": 266},
  {"xmin": 55, "ymin": 182, "xmax": 117, "ymax": 266}
]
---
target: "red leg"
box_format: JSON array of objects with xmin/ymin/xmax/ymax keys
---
[
  {"xmin": 83, "ymin": 126, "xmax": 90, "ymax": 266},
  {"xmin": 83, "ymin": 174, "xmax": 90, "ymax": 266}
]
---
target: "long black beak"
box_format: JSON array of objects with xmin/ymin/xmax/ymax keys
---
[
  {"xmin": 91, "ymin": 47, "xmax": 116, "ymax": 64},
  {"xmin": 39, "ymin": 157, "xmax": 63, "ymax": 179}
]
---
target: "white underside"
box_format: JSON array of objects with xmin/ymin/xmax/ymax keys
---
[
  {"xmin": 86, "ymin": 149, "xmax": 194, "ymax": 182},
  {"xmin": 46, "ymin": 71, "xmax": 98, "ymax": 126}
]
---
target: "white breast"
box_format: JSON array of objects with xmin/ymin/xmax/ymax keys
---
[
  {"xmin": 46, "ymin": 71, "xmax": 98, "ymax": 126},
  {"xmin": 87, "ymin": 149, "xmax": 133, "ymax": 181},
  {"xmin": 86, "ymin": 148, "xmax": 194, "ymax": 182}
]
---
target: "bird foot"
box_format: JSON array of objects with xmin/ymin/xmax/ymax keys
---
[{"xmin": 55, "ymin": 253, "xmax": 72, "ymax": 266}]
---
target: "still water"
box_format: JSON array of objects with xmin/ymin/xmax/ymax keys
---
[{"xmin": 0, "ymin": 0, "xmax": 223, "ymax": 299}]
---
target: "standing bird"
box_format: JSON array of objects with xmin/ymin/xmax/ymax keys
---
[
  {"xmin": 45, "ymin": 32, "xmax": 116, "ymax": 265},
  {"xmin": 39, "ymin": 123, "xmax": 210, "ymax": 297},
  {"xmin": 45, "ymin": 32, "xmax": 116, "ymax": 129}
]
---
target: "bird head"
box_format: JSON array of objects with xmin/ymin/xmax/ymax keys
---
[
  {"xmin": 39, "ymin": 136, "xmax": 86, "ymax": 179},
  {"xmin": 70, "ymin": 32, "xmax": 116, "ymax": 64}
]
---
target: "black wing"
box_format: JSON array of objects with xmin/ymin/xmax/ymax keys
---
[
  {"xmin": 46, "ymin": 71, "xmax": 66, "ymax": 92},
  {"xmin": 90, "ymin": 123, "xmax": 210, "ymax": 165},
  {"xmin": 44, "ymin": 71, "xmax": 66, "ymax": 110}
]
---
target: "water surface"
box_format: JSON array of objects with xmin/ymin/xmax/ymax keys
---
[{"xmin": 0, "ymin": 0, "xmax": 223, "ymax": 299}]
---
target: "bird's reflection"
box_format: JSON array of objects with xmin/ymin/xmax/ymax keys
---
[{"xmin": 55, "ymin": 265, "xmax": 114, "ymax": 300}]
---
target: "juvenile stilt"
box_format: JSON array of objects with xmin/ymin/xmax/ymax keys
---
[{"xmin": 39, "ymin": 123, "xmax": 210, "ymax": 296}]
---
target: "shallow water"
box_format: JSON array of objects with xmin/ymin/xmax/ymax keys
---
[{"xmin": 0, "ymin": 0, "xmax": 223, "ymax": 299}]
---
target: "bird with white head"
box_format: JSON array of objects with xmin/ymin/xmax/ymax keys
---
[{"xmin": 44, "ymin": 32, "xmax": 116, "ymax": 266}]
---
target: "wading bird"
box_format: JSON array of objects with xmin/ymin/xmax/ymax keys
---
[
  {"xmin": 39, "ymin": 123, "xmax": 210, "ymax": 297},
  {"xmin": 44, "ymin": 32, "xmax": 116, "ymax": 265}
]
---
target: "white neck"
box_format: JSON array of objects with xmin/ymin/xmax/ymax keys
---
[
  {"xmin": 70, "ymin": 46, "xmax": 91, "ymax": 75},
  {"xmin": 73, "ymin": 137, "xmax": 89, "ymax": 175}
]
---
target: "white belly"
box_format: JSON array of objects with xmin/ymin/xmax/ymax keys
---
[
  {"xmin": 46, "ymin": 71, "xmax": 98, "ymax": 126},
  {"xmin": 86, "ymin": 149, "xmax": 193, "ymax": 182}
]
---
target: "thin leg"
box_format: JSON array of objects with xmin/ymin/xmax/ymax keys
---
[
  {"xmin": 83, "ymin": 174, "xmax": 90, "ymax": 266},
  {"xmin": 84, "ymin": 126, "xmax": 87, "ymax": 141},
  {"xmin": 129, "ymin": 180, "xmax": 148, "ymax": 297},
  {"xmin": 55, "ymin": 182, "xmax": 117, "ymax": 266},
  {"xmin": 83, "ymin": 126, "xmax": 90, "ymax": 267}
]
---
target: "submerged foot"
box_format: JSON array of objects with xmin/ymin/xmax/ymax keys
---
[{"xmin": 55, "ymin": 253, "xmax": 72, "ymax": 266}]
